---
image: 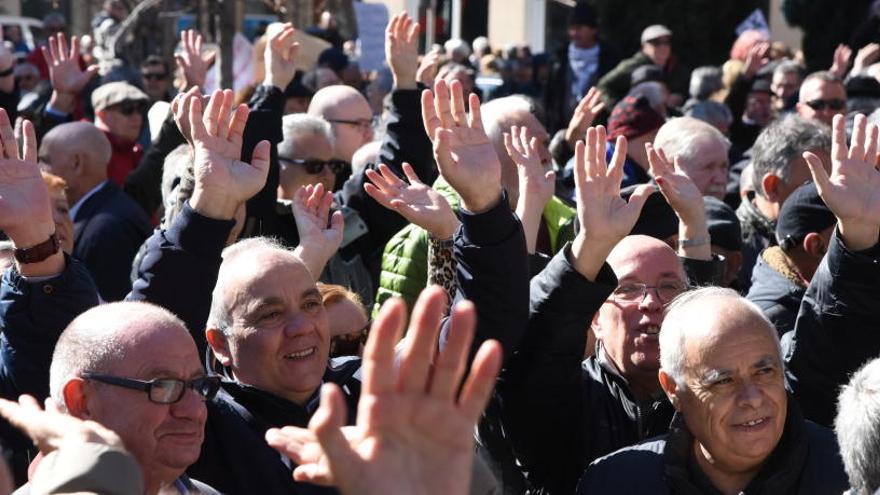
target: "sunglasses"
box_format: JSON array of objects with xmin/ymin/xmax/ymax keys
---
[
  {"xmin": 110, "ymin": 101, "xmax": 146, "ymax": 116},
  {"xmin": 142, "ymin": 72, "xmax": 168, "ymax": 81},
  {"xmin": 279, "ymin": 157, "xmax": 347, "ymax": 175},
  {"xmin": 805, "ymin": 98, "xmax": 845, "ymax": 111},
  {"xmin": 81, "ymin": 372, "xmax": 221, "ymax": 404},
  {"xmin": 329, "ymin": 320, "xmax": 371, "ymax": 357}
]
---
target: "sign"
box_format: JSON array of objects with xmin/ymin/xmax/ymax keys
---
[
  {"xmin": 736, "ymin": 9, "xmax": 770, "ymax": 37},
  {"xmin": 354, "ymin": 3, "xmax": 390, "ymax": 72}
]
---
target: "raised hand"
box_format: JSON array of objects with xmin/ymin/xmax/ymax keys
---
[
  {"xmin": 263, "ymin": 22, "xmax": 299, "ymax": 91},
  {"xmin": 175, "ymin": 29, "xmax": 216, "ymax": 91},
  {"xmin": 743, "ymin": 41, "xmax": 770, "ymax": 79},
  {"xmin": 386, "ymin": 12, "xmax": 420, "ymax": 89},
  {"xmin": 830, "ymin": 44, "xmax": 853, "ymax": 79},
  {"xmin": 571, "ymin": 127, "xmax": 652, "ymax": 280},
  {"xmin": 416, "ymin": 48, "xmax": 442, "ymax": 89},
  {"xmin": 365, "ymin": 162, "xmax": 459, "ymax": 240},
  {"xmin": 646, "ymin": 143, "xmax": 711, "ymax": 259},
  {"xmin": 422, "ymin": 79, "xmax": 502, "ymax": 213},
  {"xmin": 0, "ymin": 395, "xmax": 124, "ymax": 454},
  {"xmin": 853, "ymin": 43, "xmax": 880, "ymax": 74},
  {"xmin": 291, "ymin": 183, "xmax": 344, "ymax": 277},
  {"xmin": 265, "ymin": 287, "xmax": 503, "ymax": 495},
  {"xmin": 505, "ymin": 125, "xmax": 555, "ymax": 253},
  {"xmin": 565, "ymin": 87, "xmax": 605, "ymax": 147},
  {"xmin": 170, "ymin": 85, "xmax": 203, "ymax": 145},
  {"xmin": 804, "ymin": 113, "xmax": 880, "ymax": 250},
  {"xmin": 43, "ymin": 34, "xmax": 99, "ymax": 114},
  {"xmin": 187, "ymin": 89, "xmax": 270, "ymax": 220}
]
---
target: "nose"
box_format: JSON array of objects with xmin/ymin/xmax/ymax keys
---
[
  {"xmin": 283, "ymin": 313, "xmax": 314, "ymax": 338},
  {"xmin": 735, "ymin": 380, "xmax": 764, "ymax": 410},
  {"xmin": 171, "ymin": 387, "xmax": 208, "ymax": 419},
  {"xmin": 638, "ymin": 288, "xmax": 664, "ymax": 311}
]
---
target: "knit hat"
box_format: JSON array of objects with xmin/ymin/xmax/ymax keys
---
[
  {"xmin": 569, "ymin": 2, "xmax": 598, "ymax": 27},
  {"xmin": 621, "ymin": 184, "xmax": 679, "ymax": 241},
  {"xmin": 608, "ymin": 95, "xmax": 665, "ymax": 141},
  {"xmin": 775, "ymin": 182, "xmax": 836, "ymax": 251},
  {"xmin": 704, "ymin": 196, "xmax": 742, "ymax": 251}
]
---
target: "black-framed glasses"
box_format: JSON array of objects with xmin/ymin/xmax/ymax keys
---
[
  {"xmin": 805, "ymin": 98, "xmax": 845, "ymax": 111},
  {"xmin": 327, "ymin": 117, "xmax": 374, "ymax": 130},
  {"xmin": 330, "ymin": 319, "xmax": 371, "ymax": 357},
  {"xmin": 81, "ymin": 372, "xmax": 221, "ymax": 404},
  {"xmin": 278, "ymin": 157, "xmax": 347, "ymax": 175},
  {"xmin": 611, "ymin": 280, "xmax": 687, "ymax": 305},
  {"xmin": 110, "ymin": 101, "xmax": 146, "ymax": 116}
]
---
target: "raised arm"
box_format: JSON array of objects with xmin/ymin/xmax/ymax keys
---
[
  {"xmin": 505, "ymin": 125, "xmax": 556, "ymax": 254},
  {"xmin": 38, "ymin": 34, "xmax": 98, "ymax": 139}
]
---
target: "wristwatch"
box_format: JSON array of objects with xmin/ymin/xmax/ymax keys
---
[
  {"xmin": 677, "ymin": 236, "xmax": 710, "ymax": 249},
  {"xmin": 13, "ymin": 233, "xmax": 60, "ymax": 264}
]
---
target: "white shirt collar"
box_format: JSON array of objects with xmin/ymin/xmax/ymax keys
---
[{"xmin": 69, "ymin": 180, "xmax": 108, "ymax": 220}]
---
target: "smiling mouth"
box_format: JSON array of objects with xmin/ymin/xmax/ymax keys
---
[
  {"xmin": 641, "ymin": 325, "xmax": 660, "ymax": 336},
  {"xmin": 285, "ymin": 347, "xmax": 316, "ymax": 360},
  {"xmin": 735, "ymin": 416, "xmax": 770, "ymax": 428}
]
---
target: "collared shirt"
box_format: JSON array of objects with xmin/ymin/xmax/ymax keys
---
[{"xmin": 69, "ymin": 180, "xmax": 108, "ymax": 221}]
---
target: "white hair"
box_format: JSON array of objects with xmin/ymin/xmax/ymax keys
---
[
  {"xmin": 659, "ymin": 287, "xmax": 781, "ymax": 386},
  {"xmin": 278, "ymin": 114, "xmax": 333, "ymax": 159},
  {"xmin": 444, "ymin": 38, "xmax": 471, "ymax": 61},
  {"xmin": 653, "ymin": 117, "xmax": 730, "ymax": 167},
  {"xmin": 836, "ymin": 357, "xmax": 880, "ymax": 495}
]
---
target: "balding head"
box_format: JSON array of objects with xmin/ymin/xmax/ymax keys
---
[
  {"xmin": 607, "ymin": 234, "xmax": 684, "ymax": 280},
  {"xmin": 39, "ymin": 122, "xmax": 112, "ymax": 204},
  {"xmin": 308, "ymin": 85, "xmax": 374, "ymax": 162},
  {"xmin": 654, "ymin": 117, "xmax": 730, "ymax": 199}
]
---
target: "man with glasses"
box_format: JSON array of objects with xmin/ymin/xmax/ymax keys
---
[
  {"xmin": 140, "ymin": 55, "xmax": 174, "ymax": 104},
  {"xmin": 48, "ymin": 301, "xmax": 220, "ymax": 494},
  {"xmin": 307, "ymin": 84, "xmax": 375, "ymax": 175},
  {"xmin": 796, "ymin": 71, "xmax": 847, "ymax": 127},
  {"xmin": 91, "ymin": 81, "xmax": 150, "ymax": 186}
]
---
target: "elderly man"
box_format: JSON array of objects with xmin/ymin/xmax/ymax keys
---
[
  {"xmin": 796, "ymin": 71, "xmax": 847, "ymax": 126},
  {"xmin": 40, "ymin": 121, "xmax": 151, "ymax": 301},
  {"xmin": 836, "ymin": 357, "xmax": 880, "ymax": 495},
  {"xmin": 48, "ymin": 302, "xmax": 220, "ymax": 495},
  {"xmin": 653, "ymin": 117, "xmax": 730, "ymax": 200},
  {"xmin": 736, "ymin": 114, "xmax": 831, "ymax": 291},
  {"xmin": 91, "ymin": 81, "xmax": 151, "ymax": 185},
  {"xmin": 577, "ymin": 288, "xmax": 847, "ymax": 493},
  {"xmin": 307, "ymin": 85, "xmax": 374, "ymax": 169}
]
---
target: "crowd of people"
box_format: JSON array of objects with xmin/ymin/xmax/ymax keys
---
[{"xmin": 0, "ymin": 1, "xmax": 879, "ymax": 494}]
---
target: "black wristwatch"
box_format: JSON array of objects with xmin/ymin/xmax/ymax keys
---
[{"xmin": 13, "ymin": 233, "xmax": 60, "ymax": 264}]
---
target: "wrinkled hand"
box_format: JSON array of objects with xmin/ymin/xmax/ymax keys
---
[
  {"xmin": 266, "ymin": 287, "xmax": 503, "ymax": 495},
  {"xmin": 853, "ymin": 43, "xmax": 880, "ymax": 74},
  {"xmin": 42, "ymin": 34, "xmax": 98, "ymax": 96},
  {"xmin": 0, "ymin": 109, "xmax": 50, "ymax": 248},
  {"xmin": 743, "ymin": 41, "xmax": 770, "ymax": 79},
  {"xmin": 0, "ymin": 395, "xmax": 124, "ymax": 454},
  {"xmin": 171, "ymin": 86, "xmax": 203, "ymax": 145},
  {"xmin": 292, "ymin": 183, "xmax": 344, "ymax": 277},
  {"xmin": 506, "ymin": 125, "xmax": 555, "ymax": 253},
  {"xmin": 565, "ymin": 87, "xmax": 605, "ymax": 147},
  {"xmin": 175, "ymin": 30, "xmax": 216, "ymax": 91},
  {"xmin": 804, "ymin": 113, "xmax": 880, "ymax": 250},
  {"xmin": 263, "ymin": 22, "xmax": 299, "ymax": 90},
  {"xmin": 365, "ymin": 162, "xmax": 459, "ymax": 239},
  {"xmin": 423, "ymin": 79, "xmax": 502, "ymax": 213},
  {"xmin": 646, "ymin": 143, "xmax": 704, "ymax": 224},
  {"xmin": 416, "ymin": 49, "xmax": 442, "ymax": 89},
  {"xmin": 188, "ymin": 89, "xmax": 270, "ymax": 220},
  {"xmin": 386, "ymin": 12, "xmax": 420, "ymax": 89},
  {"xmin": 830, "ymin": 44, "xmax": 853, "ymax": 79}
]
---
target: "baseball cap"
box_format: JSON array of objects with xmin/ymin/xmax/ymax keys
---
[
  {"xmin": 641, "ymin": 25, "xmax": 672, "ymax": 44},
  {"xmin": 775, "ymin": 182, "xmax": 836, "ymax": 251}
]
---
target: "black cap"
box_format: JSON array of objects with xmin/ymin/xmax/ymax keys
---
[
  {"xmin": 750, "ymin": 78, "xmax": 773, "ymax": 95},
  {"xmin": 704, "ymin": 196, "xmax": 742, "ymax": 251},
  {"xmin": 775, "ymin": 182, "xmax": 836, "ymax": 251},
  {"xmin": 569, "ymin": 2, "xmax": 598, "ymax": 27},
  {"xmin": 317, "ymin": 47, "xmax": 348, "ymax": 73},
  {"xmin": 631, "ymin": 64, "xmax": 665, "ymax": 87},
  {"xmin": 846, "ymin": 76, "xmax": 880, "ymax": 98},
  {"xmin": 621, "ymin": 184, "xmax": 679, "ymax": 241}
]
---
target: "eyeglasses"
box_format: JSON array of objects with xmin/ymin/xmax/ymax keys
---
[
  {"xmin": 329, "ymin": 320, "xmax": 371, "ymax": 357},
  {"xmin": 278, "ymin": 157, "xmax": 347, "ymax": 175},
  {"xmin": 142, "ymin": 72, "xmax": 168, "ymax": 81},
  {"xmin": 327, "ymin": 117, "xmax": 374, "ymax": 130},
  {"xmin": 81, "ymin": 372, "xmax": 221, "ymax": 404},
  {"xmin": 611, "ymin": 280, "xmax": 687, "ymax": 305},
  {"xmin": 805, "ymin": 98, "xmax": 845, "ymax": 111},
  {"xmin": 110, "ymin": 101, "xmax": 145, "ymax": 116}
]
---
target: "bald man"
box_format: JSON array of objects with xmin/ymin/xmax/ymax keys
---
[
  {"xmin": 40, "ymin": 122, "xmax": 150, "ymax": 301},
  {"xmin": 308, "ymin": 85, "xmax": 375, "ymax": 166}
]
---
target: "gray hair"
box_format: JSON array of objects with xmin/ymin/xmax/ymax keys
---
[
  {"xmin": 659, "ymin": 287, "xmax": 781, "ymax": 386},
  {"xmin": 480, "ymin": 95, "xmax": 535, "ymax": 141},
  {"xmin": 750, "ymin": 114, "xmax": 831, "ymax": 198},
  {"xmin": 798, "ymin": 70, "xmax": 844, "ymax": 102},
  {"xmin": 49, "ymin": 302, "xmax": 184, "ymax": 411},
  {"xmin": 836, "ymin": 357, "xmax": 880, "ymax": 495},
  {"xmin": 629, "ymin": 81, "xmax": 667, "ymax": 115},
  {"xmin": 444, "ymin": 38, "xmax": 471, "ymax": 61},
  {"xmin": 774, "ymin": 59, "xmax": 802, "ymax": 79},
  {"xmin": 689, "ymin": 66, "xmax": 723, "ymax": 100},
  {"xmin": 653, "ymin": 117, "xmax": 731, "ymax": 167},
  {"xmin": 161, "ymin": 144, "xmax": 195, "ymax": 228},
  {"xmin": 278, "ymin": 114, "xmax": 333, "ymax": 160},
  {"xmin": 685, "ymin": 100, "xmax": 733, "ymax": 130},
  {"xmin": 207, "ymin": 237, "xmax": 295, "ymax": 334}
]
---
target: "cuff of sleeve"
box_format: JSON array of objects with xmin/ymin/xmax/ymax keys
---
[
  {"xmin": 458, "ymin": 191, "xmax": 517, "ymax": 246},
  {"xmin": 829, "ymin": 227, "xmax": 880, "ymax": 278},
  {"xmin": 168, "ymin": 203, "xmax": 236, "ymax": 259}
]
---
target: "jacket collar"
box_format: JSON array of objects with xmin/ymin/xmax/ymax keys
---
[{"xmin": 737, "ymin": 193, "xmax": 777, "ymax": 246}]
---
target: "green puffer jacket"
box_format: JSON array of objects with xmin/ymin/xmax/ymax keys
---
[{"xmin": 373, "ymin": 178, "xmax": 576, "ymax": 315}]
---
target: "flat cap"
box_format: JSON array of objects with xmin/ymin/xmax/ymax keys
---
[{"xmin": 91, "ymin": 81, "xmax": 149, "ymax": 112}]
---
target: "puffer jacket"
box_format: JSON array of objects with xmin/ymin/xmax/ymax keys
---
[
  {"xmin": 746, "ymin": 246, "xmax": 808, "ymax": 336},
  {"xmin": 374, "ymin": 178, "xmax": 576, "ymax": 315}
]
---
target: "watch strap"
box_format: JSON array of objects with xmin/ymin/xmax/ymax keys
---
[{"xmin": 13, "ymin": 233, "xmax": 60, "ymax": 264}]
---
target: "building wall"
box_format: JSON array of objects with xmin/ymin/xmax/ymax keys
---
[{"xmin": 488, "ymin": 0, "xmax": 545, "ymax": 52}]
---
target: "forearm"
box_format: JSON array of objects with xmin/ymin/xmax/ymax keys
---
[
  {"xmin": 570, "ymin": 233, "xmax": 618, "ymax": 282},
  {"xmin": 516, "ymin": 201, "xmax": 545, "ymax": 254},
  {"xmin": 292, "ymin": 244, "xmax": 332, "ymax": 280},
  {"xmin": 676, "ymin": 216, "xmax": 712, "ymax": 260}
]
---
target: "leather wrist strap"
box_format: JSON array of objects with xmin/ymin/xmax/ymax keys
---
[{"xmin": 14, "ymin": 233, "xmax": 60, "ymax": 264}]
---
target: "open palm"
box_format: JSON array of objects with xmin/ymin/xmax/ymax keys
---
[
  {"xmin": 42, "ymin": 34, "xmax": 98, "ymax": 95},
  {"xmin": 646, "ymin": 143, "xmax": 703, "ymax": 224},
  {"xmin": 0, "ymin": 111, "xmax": 49, "ymax": 241},
  {"xmin": 365, "ymin": 163, "xmax": 458, "ymax": 239}
]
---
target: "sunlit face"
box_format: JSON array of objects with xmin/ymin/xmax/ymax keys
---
[
  {"xmin": 277, "ymin": 131, "xmax": 336, "ymax": 198},
  {"xmin": 49, "ymin": 188, "xmax": 74, "ymax": 253},
  {"xmin": 568, "ymin": 25, "xmax": 598, "ymax": 49},
  {"xmin": 670, "ymin": 304, "xmax": 787, "ymax": 476},
  {"xmin": 594, "ymin": 237, "xmax": 686, "ymax": 379},
  {"xmin": 97, "ymin": 102, "xmax": 144, "ymax": 143},
  {"xmin": 643, "ymin": 37, "xmax": 672, "ymax": 67},
  {"xmin": 676, "ymin": 136, "xmax": 729, "ymax": 200},
  {"xmin": 327, "ymin": 97, "xmax": 374, "ymax": 163},
  {"xmin": 213, "ymin": 251, "xmax": 330, "ymax": 405},
  {"xmin": 796, "ymin": 79, "xmax": 846, "ymax": 127},
  {"xmin": 771, "ymin": 71, "xmax": 800, "ymax": 101}
]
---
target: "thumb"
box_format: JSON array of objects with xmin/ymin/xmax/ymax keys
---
[
  {"xmin": 626, "ymin": 183, "xmax": 653, "ymax": 218},
  {"xmin": 311, "ymin": 384, "xmax": 359, "ymax": 478},
  {"xmin": 250, "ymin": 140, "xmax": 271, "ymax": 176},
  {"xmin": 329, "ymin": 210, "xmax": 344, "ymax": 236},
  {"xmin": 803, "ymin": 151, "xmax": 831, "ymax": 195}
]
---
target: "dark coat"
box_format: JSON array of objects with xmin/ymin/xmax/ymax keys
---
[
  {"xmin": 746, "ymin": 247, "xmax": 807, "ymax": 337},
  {"xmin": 73, "ymin": 181, "xmax": 151, "ymax": 301},
  {"xmin": 544, "ymin": 41, "xmax": 619, "ymax": 134},
  {"xmin": 736, "ymin": 195, "xmax": 777, "ymax": 293},
  {"xmin": 578, "ymin": 400, "xmax": 848, "ymax": 494}
]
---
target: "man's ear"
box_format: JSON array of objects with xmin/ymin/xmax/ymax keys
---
[
  {"xmin": 62, "ymin": 378, "xmax": 92, "ymax": 419},
  {"xmin": 658, "ymin": 369, "xmax": 681, "ymax": 410},
  {"xmin": 761, "ymin": 173, "xmax": 782, "ymax": 202},
  {"xmin": 802, "ymin": 232, "xmax": 826, "ymax": 258},
  {"xmin": 590, "ymin": 311, "xmax": 602, "ymax": 339},
  {"xmin": 206, "ymin": 328, "xmax": 233, "ymax": 366}
]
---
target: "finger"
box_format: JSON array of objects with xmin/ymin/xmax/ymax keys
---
[
  {"xmin": 608, "ymin": 136, "xmax": 627, "ymax": 184},
  {"xmin": 434, "ymin": 79, "xmax": 454, "ymax": 128},
  {"xmin": 458, "ymin": 339, "xmax": 503, "ymax": 421},
  {"xmin": 450, "ymin": 80, "xmax": 467, "ymax": 127},
  {"xmin": 287, "ymin": 43, "xmax": 300, "ymax": 63},
  {"xmin": 407, "ymin": 20, "xmax": 420, "ymax": 44},
  {"xmin": 69, "ymin": 35, "xmax": 80, "ymax": 60},
  {"xmin": 40, "ymin": 46, "xmax": 52, "ymax": 67},
  {"xmin": 329, "ymin": 210, "xmax": 344, "ymax": 237},
  {"xmin": 195, "ymin": 32, "xmax": 204, "ymax": 54},
  {"xmin": 317, "ymin": 191, "xmax": 333, "ymax": 225},
  {"xmin": 361, "ymin": 298, "xmax": 407, "ymax": 396},
  {"xmin": 188, "ymin": 94, "xmax": 207, "ymax": 141},
  {"xmin": 377, "ymin": 163, "xmax": 406, "ymax": 188},
  {"xmin": 227, "ymin": 104, "xmax": 250, "ymax": 147},
  {"xmin": 590, "ymin": 101, "xmax": 606, "ymax": 116},
  {"xmin": 585, "ymin": 127, "xmax": 598, "ymax": 177},
  {"xmin": 866, "ymin": 123, "xmax": 879, "ymax": 162},
  {"xmin": 265, "ymin": 427, "xmax": 319, "ymax": 465},
  {"xmin": 503, "ymin": 132, "xmax": 516, "ymax": 161},
  {"xmin": 850, "ymin": 113, "xmax": 866, "ymax": 161},
  {"xmin": 574, "ymin": 139, "xmax": 586, "ymax": 191},
  {"xmin": 311, "ymin": 385, "xmax": 354, "ymax": 469},
  {"xmin": 203, "ymin": 89, "xmax": 223, "ymax": 136},
  {"xmin": 293, "ymin": 463, "xmax": 335, "ymax": 486},
  {"xmin": 21, "ymin": 120, "xmax": 36, "ymax": 162},
  {"xmin": 512, "ymin": 126, "xmax": 526, "ymax": 156},
  {"xmin": 387, "ymin": 12, "xmax": 400, "ymax": 38},
  {"xmin": 364, "ymin": 182, "xmax": 394, "ymax": 208},
  {"xmin": 250, "ymin": 140, "xmax": 272, "ymax": 177},
  {"xmin": 0, "ymin": 109, "xmax": 15, "ymax": 159},
  {"xmin": 428, "ymin": 299, "xmax": 475, "ymax": 401},
  {"xmin": 421, "ymin": 89, "xmax": 440, "ymax": 142},
  {"xmin": 216, "ymin": 89, "xmax": 234, "ymax": 140},
  {"xmin": 831, "ymin": 113, "xmax": 848, "ymax": 164},
  {"xmin": 398, "ymin": 286, "xmax": 447, "ymax": 394},
  {"xmin": 57, "ymin": 33, "xmax": 68, "ymax": 60},
  {"xmin": 401, "ymin": 162, "xmax": 422, "ymax": 184},
  {"xmin": 364, "ymin": 167, "xmax": 394, "ymax": 193},
  {"xmin": 803, "ymin": 151, "xmax": 832, "ymax": 195},
  {"xmin": 467, "ymin": 93, "xmax": 484, "ymax": 132},
  {"xmin": 595, "ymin": 125, "xmax": 608, "ymax": 171},
  {"xmin": 624, "ymin": 183, "xmax": 653, "ymax": 219}
]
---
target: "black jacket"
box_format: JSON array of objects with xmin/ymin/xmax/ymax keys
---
[
  {"xmin": 736, "ymin": 195, "xmax": 777, "ymax": 292},
  {"xmin": 784, "ymin": 229, "xmax": 880, "ymax": 426},
  {"xmin": 746, "ymin": 247, "xmax": 806, "ymax": 337},
  {"xmin": 544, "ymin": 42, "xmax": 619, "ymax": 134},
  {"xmin": 578, "ymin": 399, "xmax": 848, "ymax": 494},
  {"xmin": 494, "ymin": 247, "xmax": 720, "ymax": 494},
  {"xmin": 73, "ymin": 181, "xmax": 151, "ymax": 301}
]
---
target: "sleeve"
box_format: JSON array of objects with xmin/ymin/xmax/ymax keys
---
[
  {"xmin": 495, "ymin": 245, "xmax": 616, "ymax": 493},
  {"xmin": 241, "ymin": 85, "xmax": 285, "ymax": 228},
  {"xmin": 74, "ymin": 215, "xmax": 148, "ymax": 302},
  {"xmin": 723, "ymin": 74, "xmax": 753, "ymax": 126},
  {"xmin": 124, "ymin": 111, "xmax": 187, "ymax": 217},
  {"xmin": 0, "ymin": 256, "xmax": 99, "ymax": 400},
  {"xmin": 127, "ymin": 203, "xmax": 234, "ymax": 354},
  {"xmin": 427, "ymin": 236, "xmax": 456, "ymax": 306},
  {"xmin": 784, "ymin": 229, "xmax": 880, "ymax": 426},
  {"xmin": 31, "ymin": 443, "xmax": 144, "ymax": 495}
]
